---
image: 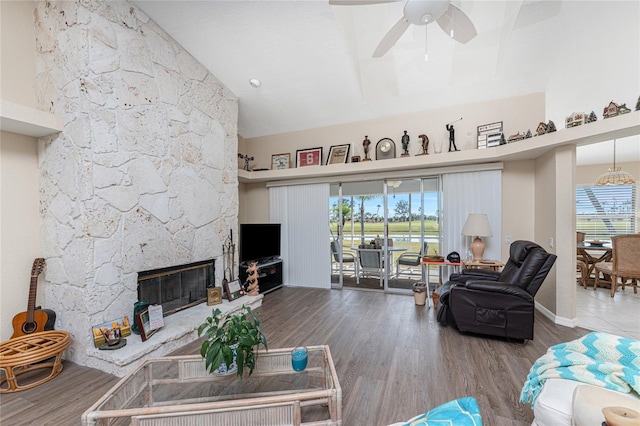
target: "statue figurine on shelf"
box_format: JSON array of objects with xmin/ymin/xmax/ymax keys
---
[
  {"xmin": 238, "ymin": 153, "xmax": 254, "ymax": 171},
  {"xmin": 446, "ymin": 124, "xmax": 459, "ymax": 152},
  {"xmin": 418, "ymin": 134, "xmax": 429, "ymax": 155},
  {"xmin": 363, "ymin": 135, "xmax": 372, "ymax": 161},
  {"xmin": 244, "ymin": 261, "xmax": 260, "ymax": 296},
  {"xmin": 401, "ymin": 131, "xmax": 410, "ymax": 156}
]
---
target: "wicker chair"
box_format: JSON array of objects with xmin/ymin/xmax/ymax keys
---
[{"xmin": 594, "ymin": 234, "xmax": 640, "ymax": 298}]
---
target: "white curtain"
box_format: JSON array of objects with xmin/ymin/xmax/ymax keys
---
[
  {"xmin": 442, "ymin": 170, "xmax": 502, "ymax": 261},
  {"xmin": 269, "ymin": 183, "xmax": 331, "ymax": 289}
]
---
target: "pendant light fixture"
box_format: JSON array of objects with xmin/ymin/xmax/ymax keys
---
[{"xmin": 595, "ymin": 139, "xmax": 636, "ymax": 186}]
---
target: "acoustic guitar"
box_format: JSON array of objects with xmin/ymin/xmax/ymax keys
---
[{"xmin": 11, "ymin": 258, "xmax": 56, "ymax": 338}]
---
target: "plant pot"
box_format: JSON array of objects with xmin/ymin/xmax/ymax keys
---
[{"xmin": 213, "ymin": 344, "xmax": 238, "ymax": 376}]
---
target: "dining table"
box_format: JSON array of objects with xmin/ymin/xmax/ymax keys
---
[{"xmin": 577, "ymin": 241, "xmax": 613, "ymax": 287}]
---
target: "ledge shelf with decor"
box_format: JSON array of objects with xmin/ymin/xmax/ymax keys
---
[{"xmin": 238, "ymin": 111, "xmax": 640, "ymax": 184}]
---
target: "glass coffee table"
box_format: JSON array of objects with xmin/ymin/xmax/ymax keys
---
[{"xmin": 82, "ymin": 345, "xmax": 341, "ymax": 425}]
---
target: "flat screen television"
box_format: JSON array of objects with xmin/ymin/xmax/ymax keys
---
[{"xmin": 239, "ymin": 223, "xmax": 281, "ymax": 263}]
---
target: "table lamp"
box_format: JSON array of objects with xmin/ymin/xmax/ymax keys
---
[{"xmin": 461, "ymin": 214, "xmax": 493, "ymax": 261}]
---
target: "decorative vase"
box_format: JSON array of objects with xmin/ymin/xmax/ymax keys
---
[
  {"xmin": 131, "ymin": 301, "xmax": 149, "ymax": 335},
  {"xmin": 213, "ymin": 344, "xmax": 239, "ymax": 376}
]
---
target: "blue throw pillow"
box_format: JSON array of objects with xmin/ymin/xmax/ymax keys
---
[{"xmin": 402, "ymin": 397, "xmax": 483, "ymax": 426}]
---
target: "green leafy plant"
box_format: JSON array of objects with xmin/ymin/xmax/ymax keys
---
[{"xmin": 198, "ymin": 305, "xmax": 267, "ymax": 377}]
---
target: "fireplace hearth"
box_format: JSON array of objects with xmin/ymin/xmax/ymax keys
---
[{"xmin": 137, "ymin": 259, "xmax": 215, "ymax": 316}]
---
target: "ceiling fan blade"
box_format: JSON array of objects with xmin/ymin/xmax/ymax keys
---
[
  {"xmin": 329, "ymin": 0, "xmax": 401, "ymax": 5},
  {"xmin": 436, "ymin": 3, "xmax": 477, "ymax": 44},
  {"xmin": 372, "ymin": 17, "xmax": 411, "ymax": 58}
]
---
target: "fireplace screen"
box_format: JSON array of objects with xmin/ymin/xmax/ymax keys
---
[{"xmin": 137, "ymin": 259, "xmax": 215, "ymax": 316}]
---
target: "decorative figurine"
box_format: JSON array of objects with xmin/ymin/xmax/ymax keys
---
[
  {"xmin": 446, "ymin": 117, "xmax": 462, "ymax": 152},
  {"xmin": 499, "ymin": 133, "xmax": 507, "ymax": 145},
  {"xmin": 635, "ymin": 95, "xmax": 640, "ymax": 111},
  {"xmin": 547, "ymin": 120, "xmax": 557, "ymax": 133},
  {"xmin": 238, "ymin": 153, "xmax": 254, "ymax": 171},
  {"xmin": 363, "ymin": 135, "xmax": 372, "ymax": 161},
  {"xmin": 507, "ymin": 132, "xmax": 526, "ymax": 143},
  {"xmin": 565, "ymin": 112, "xmax": 587, "ymax": 128},
  {"xmin": 525, "ymin": 129, "xmax": 532, "ymax": 139},
  {"xmin": 401, "ymin": 131, "xmax": 410, "ymax": 156},
  {"xmin": 417, "ymin": 134, "xmax": 429, "ymax": 155},
  {"xmin": 244, "ymin": 262, "xmax": 260, "ymax": 296},
  {"xmin": 535, "ymin": 122, "xmax": 548, "ymax": 136},
  {"xmin": 603, "ymin": 101, "xmax": 631, "ymax": 119},
  {"xmin": 587, "ymin": 111, "xmax": 598, "ymax": 123}
]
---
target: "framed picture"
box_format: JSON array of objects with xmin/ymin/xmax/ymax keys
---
[
  {"xmin": 207, "ymin": 287, "xmax": 222, "ymax": 306},
  {"xmin": 135, "ymin": 307, "xmax": 161, "ymax": 342},
  {"xmin": 91, "ymin": 316, "xmax": 132, "ymax": 348},
  {"xmin": 351, "ymin": 155, "xmax": 361, "ymax": 163},
  {"xmin": 326, "ymin": 144, "xmax": 350, "ymax": 165},
  {"xmin": 224, "ymin": 280, "xmax": 244, "ymax": 301},
  {"xmin": 271, "ymin": 153, "xmax": 290, "ymax": 170},
  {"xmin": 296, "ymin": 147, "xmax": 323, "ymax": 168}
]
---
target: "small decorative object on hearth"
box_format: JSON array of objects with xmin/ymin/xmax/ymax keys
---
[
  {"xmin": 244, "ymin": 261, "xmax": 260, "ymax": 296},
  {"xmin": 363, "ymin": 135, "xmax": 372, "ymax": 161},
  {"xmin": 417, "ymin": 133, "xmax": 429, "ymax": 155},
  {"xmin": 198, "ymin": 305, "xmax": 267, "ymax": 377},
  {"xmin": 603, "ymin": 101, "xmax": 632, "ymax": 119},
  {"xmin": 401, "ymin": 130, "xmax": 410, "ymax": 156}
]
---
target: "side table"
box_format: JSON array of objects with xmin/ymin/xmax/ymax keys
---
[{"xmin": 421, "ymin": 260, "xmax": 463, "ymax": 308}]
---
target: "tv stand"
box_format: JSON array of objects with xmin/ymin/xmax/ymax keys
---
[{"xmin": 239, "ymin": 258, "xmax": 283, "ymax": 295}]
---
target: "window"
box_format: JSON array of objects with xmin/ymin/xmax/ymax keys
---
[{"xmin": 576, "ymin": 184, "xmax": 637, "ymax": 240}]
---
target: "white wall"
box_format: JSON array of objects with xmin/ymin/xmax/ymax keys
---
[{"xmin": 0, "ymin": 1, "xmax": 42, "ymax": 341}]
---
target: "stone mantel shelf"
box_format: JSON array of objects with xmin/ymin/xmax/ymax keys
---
[
  {"xmin": 0, "ymin": 99, "xmax": 64, "ymax": 137},
  {"xmin": 86, "ymin": 294, "xmax": 263, "ymax": 377},
  {"xmin": 238, "ymin": 110, "xmax": 640, "ymax": 184}
]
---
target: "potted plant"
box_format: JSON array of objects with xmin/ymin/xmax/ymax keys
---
[{"xmin": 198, "ymin": 305, "xmax": 267, "ymax": 377}]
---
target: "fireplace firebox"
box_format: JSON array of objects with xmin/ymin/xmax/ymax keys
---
[{"xmin": 137, "ymin": 259, "xmax": 215, "ymax": 316}]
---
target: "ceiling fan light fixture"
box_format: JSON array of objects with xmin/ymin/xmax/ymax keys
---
[{"xmin": 249, "ymin": 78, "xmax": 261, "ymax": 88}]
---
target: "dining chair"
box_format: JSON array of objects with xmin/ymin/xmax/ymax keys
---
[
  {"xmin": 358, "ymin": 244, "xmax": 385, "ymax": 287},
  {"xmin": 330, "ymin": 241, "xmax": 358, "ymax": 277},
  {"xmin": 594, "ymin": 234, "xmax": 640, "ymax": 297},
  {"xmin": 396, "ymin": 242, "xmax": 428, "ymax": 278}
]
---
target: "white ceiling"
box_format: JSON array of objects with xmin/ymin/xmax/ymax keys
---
[{"xmin": 134, "ymin": 0, "xmax": 640, "ymax": 165}]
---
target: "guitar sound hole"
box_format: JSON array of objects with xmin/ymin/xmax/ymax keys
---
[{"xmin": 23, "ymin": 322, "xmax": 37, "ymax": 334}]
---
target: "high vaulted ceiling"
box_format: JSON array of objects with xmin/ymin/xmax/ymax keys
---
[{"xmin": 134, "ymin": 1, "xmax": 640, "ymax": 164}]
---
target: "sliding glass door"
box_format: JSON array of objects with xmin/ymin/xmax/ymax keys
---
[{"xmin": 330, "ymin": 178, "xmax": 440, "ymax": 293}]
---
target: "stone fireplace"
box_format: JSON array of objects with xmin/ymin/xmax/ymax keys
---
[{"xmin": 33, "ymin": 0, "xmax": 241, "ymax": 374}]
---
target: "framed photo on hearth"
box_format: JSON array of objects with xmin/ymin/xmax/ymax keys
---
[
  {"xmin": 135, "ymin": 306, "xmax": 162, "ymax": 342},
  {"xmin": 326, "ymin": 144, "xmax": 350, "ymax": 165},
  {"xmin": 296, "ymin": 147, "xmax": 323, "ymax": 168},
  {"xmin": 224, "ymin": 280, "xmax": 244, "ymax": 301}
]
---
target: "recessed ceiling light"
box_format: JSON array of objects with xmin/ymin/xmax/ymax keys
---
[{"xmin": 249, "ymin": 78, "xmax": 261, "ymax": 88}]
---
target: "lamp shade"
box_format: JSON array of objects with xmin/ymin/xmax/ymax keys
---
[{"xmin": 461, "ymin": 214, "xmax": 493, "ymax": 237}]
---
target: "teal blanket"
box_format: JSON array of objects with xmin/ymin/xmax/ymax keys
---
[{"xmin": 520, "ymin": 332, "xmax": 640, "ymax": 407}]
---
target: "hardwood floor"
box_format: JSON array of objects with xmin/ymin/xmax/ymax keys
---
[{"xmin": 1, "ymin": 287, "xmax": 589, "ymax": 425}]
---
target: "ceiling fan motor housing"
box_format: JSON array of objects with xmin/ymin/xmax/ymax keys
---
[{"xmin": 404, "ymin": 0, "xmax": 450, "ymax": 25}]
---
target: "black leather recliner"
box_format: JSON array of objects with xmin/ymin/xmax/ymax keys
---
[{"xmin": 436, "ymin": 240, "xmax": 557, "ymax": 340}]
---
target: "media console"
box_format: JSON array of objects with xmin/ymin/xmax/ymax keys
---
[{"xmin": 239, "ymin": 258, "xmax": 283, "ymax": 294}]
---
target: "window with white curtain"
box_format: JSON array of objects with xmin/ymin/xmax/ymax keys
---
[
  {"xmin": 269, "ymin": 183, "xmax": 331, "ymax": 289},
  {"xmin": 442, "ymin": 170, "xmax": 502, "ymax": 260}
]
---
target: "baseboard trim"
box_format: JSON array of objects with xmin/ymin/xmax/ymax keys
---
[{"xmin": 535, "ymin": 301, "xmax": 577, "ymax": 328}]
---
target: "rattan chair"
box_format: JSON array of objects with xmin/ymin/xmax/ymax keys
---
[{"xmin": 594, "ymin": 234, "xmax": 640, "ymax": 298}]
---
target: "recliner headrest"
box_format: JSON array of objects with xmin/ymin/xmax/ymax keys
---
[{"xmin": 509, "ymin": 240, "xmax": 543, "ymax": 266}]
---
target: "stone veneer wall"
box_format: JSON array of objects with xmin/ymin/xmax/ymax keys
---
[{"xmin": 33, "ymin": 0, "xmax": 238, "ymax": 370}]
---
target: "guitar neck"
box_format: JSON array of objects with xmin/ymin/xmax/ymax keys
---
[{"xmin": 26, "ymin": 275, "xmax": 38, "ymax": 323}]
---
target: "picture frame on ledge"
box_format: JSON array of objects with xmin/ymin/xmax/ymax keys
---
[
  {"xmin": 224, "ymin": 280, "xmax": 244, "ymax": 301},
  {"xmin": 296, "ymin": 147, "xmax": 323, "ymax": 167},
  {"xmin": 326, "ymin": 144, "xmax": 350, "ymax": 165},
  {"xmin": 271, "ymin": 153, "xmax": 290, "ymax": 170},
  {"xmin": 135, "ymin": 307, "xmax": 162, "ymax": 342}
]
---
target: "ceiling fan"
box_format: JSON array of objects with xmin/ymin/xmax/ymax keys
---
[{"xmin": 331, "ymin": 0, "xmax": 477, "ymax": 58}]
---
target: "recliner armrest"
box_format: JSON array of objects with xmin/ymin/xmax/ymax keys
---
[
  {"xmin": 449, "ymin": 269, "xmax": 501, "ymax": 284},
  {"xmin": 462, "ymin": 280, "xmax": 533, "ymax": 302}
]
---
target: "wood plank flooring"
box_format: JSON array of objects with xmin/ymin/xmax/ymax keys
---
[{"xmin": 0, "ymin": 287, "xmax": 589, "ymax": 425}]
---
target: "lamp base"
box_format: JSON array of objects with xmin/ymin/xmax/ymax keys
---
[{"xmin": 470, "ymin": 237, "xmax": 485, "ymax": 261}]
